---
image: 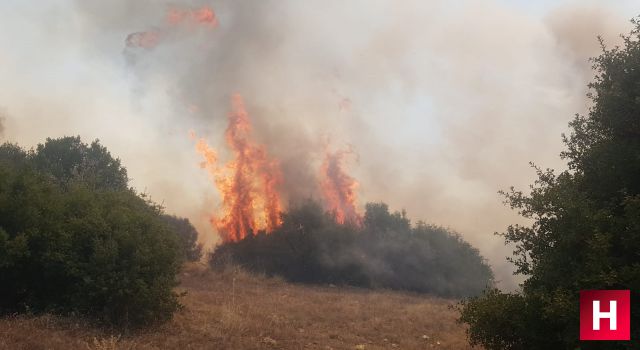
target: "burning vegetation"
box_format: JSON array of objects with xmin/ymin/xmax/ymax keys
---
[
  {"xmin": 210, "ymin": 200, "xmax": 494, "ymax": 297},
  {"xmin": 125, "ymin": 5, "xmax": 217, "ymax": 50},
  {"xmin": 194, "ymin": 106, "xmax": 493, "ymax": 295},
  {"xmin": 192, "ymin": 94, "xmax": 283, "ymax": 242},
  {"xmin": 119, "ymin": 3, "xmax": 492, "ymax": 299},
  {"xmin": 192, "ymin": 95, "xmax": 364, "ymax": 242},
  {"xmin": 319, "ymin": 148, "xmax": 362, "ymax": 226},
  {"xmin": 173, "ymin": 11, "xmax": 489, "ymax": 295},
  {"xmin": 166, "ymin": 6, "xmax": 218, "ymax": 28}
]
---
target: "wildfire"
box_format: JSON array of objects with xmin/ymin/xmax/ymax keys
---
[
  {"xmin": 192, "ymin": 94, "xmax": 283, "ymax": 242},
  {"xmin": 167, "ymin": 6, "xmax": 218, "ymax": 28},
  {"xmin": 125, "ymin": 5, "xmax": 217, "ymax": 49},
  {"xmin": 319, "ymin": 148, "xmax": 362, "ymax": 225}
]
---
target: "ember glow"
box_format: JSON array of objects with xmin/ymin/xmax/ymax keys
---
[
  {"xmin": 319, "ymin": 149, "xmax": 362, "ymax": 225},
  {"xmin": 193, "ymin": 94, "xmax": 283, "ymax": 242},
  {"xmin": 167, "ymin": 6, "xmax": 218, "ymax": 28},
  {"xmin": 125, "ymin": 5, "xmax": 217, "ymax": 49}
]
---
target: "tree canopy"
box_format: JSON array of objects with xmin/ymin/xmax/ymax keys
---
[
  {"xmin": 0, "ymin": 137, "xmax": 185, "ymax": 329},
  {"xmin": 32, "ymin": 136, "xmax": 129, "ymax": 191},
  {"xmin": 162, "ymin": 214, "xmax": 203, "ymax": 262},
  {"xmin": 459, "ymin": 19, "xmax": 640, "ymax": 349}
]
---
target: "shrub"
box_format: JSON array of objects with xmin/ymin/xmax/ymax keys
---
[
  {"xmin": 211, "ymin": 200, "xmax": 493, "ymax": 297},
  {"xmin": 32, "ymin": 136, "xmax": 129, "ymax": 191},
  {"xmin": 162, "ymin": 214, "xmax": 203, "ymax": 261},
  {"xmin": 0, "ymin": 137, "xmax": 183, "ymax": 329}
]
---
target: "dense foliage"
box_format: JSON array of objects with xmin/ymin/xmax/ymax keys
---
[
  {"xmin": 162, "ymin": 214, "xmax": 203, "ymax": 261},
  {"xmin": 32, "ymin": 136, "xmax": 129, "ymax": 191},
  {"xmin": 459, "ymin": 20, "xmax": 640, "ymax": 349},
  {"xmin": 0, "ymin": 137, "xmax": 183, "ymax": 328},
  {"xmin": 211, "ymin": 200, "xmax": 493, "ymax": 297}
]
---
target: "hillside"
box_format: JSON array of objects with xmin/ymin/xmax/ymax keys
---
[{"xmin": 0, "ymin": 264, "xmax": 473, "ymax": 349}]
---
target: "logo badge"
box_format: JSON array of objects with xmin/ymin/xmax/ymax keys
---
[{"xmin": 580, "ymin": 290, "xmax": 631, "ymax": 340}]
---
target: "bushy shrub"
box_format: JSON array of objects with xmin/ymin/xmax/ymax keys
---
[
  {"xmin": 162, "ymin": 214, "xmax": 203, "ymax": 261},
  {"xmin": 32, "ymin": 136, "xmax": 129, "ymax": 191},
  {"xmin": 0, "ymin": 138, "xmax": 183, "ymax": 329},
  {"xmin": 211, "ymin": 200, "xmax": 493, "ymax": 297}
]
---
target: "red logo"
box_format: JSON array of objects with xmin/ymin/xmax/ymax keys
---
[{"xmin": 580, "ymin": 290, "xmax": 630, "ymax": 340}]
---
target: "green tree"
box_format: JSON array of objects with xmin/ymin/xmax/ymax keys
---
[
  {"xmin": 32, "ymin": 136, "xmax": 128, "ymax": 191},
  {"xmin": 363, "ymin": 202, "xmax": 410, "ymax": 233},
  {"xmin": 459, "ymin": 19, "xmax": 640, "ymax": 349},
  {"xmin": 0, "ymin": 137, "xmax": 182, "ymax": 329},
  {"xmin": 162, "ymin": 214, "xmax": 203, "ymax": 261}
]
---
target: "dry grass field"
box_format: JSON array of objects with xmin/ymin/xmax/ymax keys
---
[{"xmin": 0, "ymin": 264, "xmax": 474, "ymax": 349}]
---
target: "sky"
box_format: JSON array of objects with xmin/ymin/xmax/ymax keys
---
[{"xmin": 1, "ymin": 0, "xmax": 638, "ymax": 290}]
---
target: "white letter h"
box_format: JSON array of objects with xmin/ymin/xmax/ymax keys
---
[{"xmin": 593, "ymin": 300, "xmax": 617, "ymax": 331}]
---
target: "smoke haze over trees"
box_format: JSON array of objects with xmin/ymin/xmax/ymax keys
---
[
  {"xmin": 459, "ymin": 19, "xmax": 640, "ymax": 349},
  {"xmin": 162, "ymin": 214, "xmax": 203, "ymax": 262},
  {"xmin": 2, "ymin": 1, "xmax": 638, "ymax": 289},
  {"xmin": 0, "ymin": 134, "xmax": 492, "ymax": 332},
  {"xmin": 212, "ymin": 200, "xmax": 493, "ymax": 297}
]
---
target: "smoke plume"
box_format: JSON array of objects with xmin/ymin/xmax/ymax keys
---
[{"xmin": 0, "ymin": 0, "xmax": 637, "ymax": 289}]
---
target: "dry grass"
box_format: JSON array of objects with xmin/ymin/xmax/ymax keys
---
[{"xmin": 0, "ymin": 263, "xmax": 475, "ymax": 349}]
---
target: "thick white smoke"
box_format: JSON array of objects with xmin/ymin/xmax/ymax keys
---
[{"xmin": 0, "ymin": 0, "xmax": 636, "ymax": 289}]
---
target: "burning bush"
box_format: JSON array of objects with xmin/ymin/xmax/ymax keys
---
[
  {"xmin": 0, "ymin": 137, "xmax": 183, "ymax": 328},
  {"xmin": 210, "ymin": 200, "xmax": 493, "ymax": 297}
]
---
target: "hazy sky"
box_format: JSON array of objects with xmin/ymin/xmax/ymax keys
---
[{"xmin": 1, "ymin": 0, "xmax": 638, "ymax": 289}]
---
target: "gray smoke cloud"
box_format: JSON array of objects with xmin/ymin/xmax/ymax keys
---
[{"xmin": 0, "ymin": 0, "xmax": 636, "ymax": 289}]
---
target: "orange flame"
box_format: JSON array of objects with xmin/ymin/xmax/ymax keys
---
[
  {"xmin": 167, "ymin": 6, "xmax": 218, "ymax": 27},
  {"xmin": 193, "ymin": 94, "xmax": 283, "ymax": 242},
  {"xmin": 126, "ymin": 5, "xmax": 217, "ymax": 49},
  {"xmin": 319, "ymin": 148, "xmax": 362, "ymax": 225}
]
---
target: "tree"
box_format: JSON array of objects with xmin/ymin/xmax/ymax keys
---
[
  {"xmin": 0, "ymin": 137, "xmax": 183, "ymax": 329},
  {"xmin": 363, "ymin": 202, "xmax": 410, "ymax": 233},
  {"xmin": 459, "ymin": 19, "xmax": 640, "ymax": 349},
  {"xmin": 32, "ymin": 136, "xmax": 128, "ymax": 191},
  {"xmin": 162, "ymin": 214, "xmax": 203, "ymax": 261}
]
